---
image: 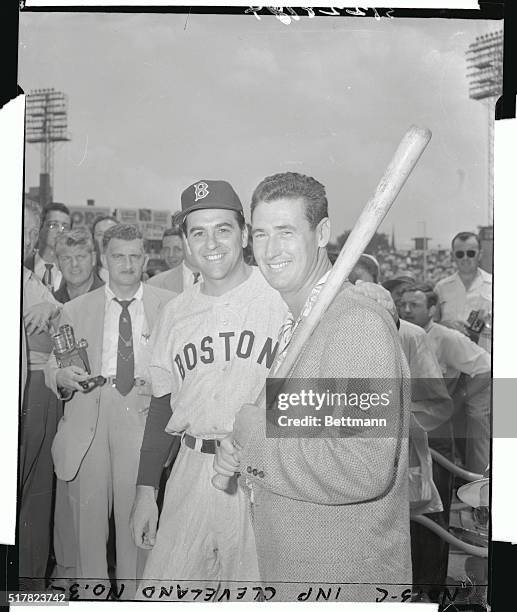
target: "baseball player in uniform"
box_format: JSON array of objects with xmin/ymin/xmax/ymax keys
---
[{"xmin": 130, "ymin": 180, "xmax": 288, "ymax": 585}]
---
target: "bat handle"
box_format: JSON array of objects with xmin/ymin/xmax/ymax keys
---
[{"xmin": 211, "ymin": 437, "xmax": 242, "ymax": 491}]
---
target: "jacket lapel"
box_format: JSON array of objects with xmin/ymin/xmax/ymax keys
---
[{"xmin": 80, "ymin": 288, "xmax": 106, "ymax": 375}]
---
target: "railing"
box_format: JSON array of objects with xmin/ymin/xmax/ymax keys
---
[{"xmin": 411, "ymin": 449, "xmax": 488, "ymax": 558}]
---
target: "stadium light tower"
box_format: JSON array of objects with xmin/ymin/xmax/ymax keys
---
[
  {"xmin": 466, "ymin": 30, "xmax": 503, "ymax": 226},
  {"xmin": 25, "ymin": 88, "xmax": 71, "ymax": 208}
]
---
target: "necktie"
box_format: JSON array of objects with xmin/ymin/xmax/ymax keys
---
[
  {"xmin": 114, "ymin": 298, "xmax": 135, "ymax": 396},
  {"xmin": 193, "ymin": 272, "xmax": 201, "ymax": 284},
  {"xmin": 43, "ymin": 263, "xmax": 53, "ymax": 289}
]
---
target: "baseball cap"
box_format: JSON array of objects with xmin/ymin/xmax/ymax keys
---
[{"xmin": 177, "ymin": 180, "xmax": 243, "ymax": 225}]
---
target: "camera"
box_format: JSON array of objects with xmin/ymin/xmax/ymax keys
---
[
  {"xmin": 52, "ymin": 324, "xmax": 106, "ymax": 392},
  {"xmin": 465, "ymin": 310, "xmax": 486, "ymax": 344}
]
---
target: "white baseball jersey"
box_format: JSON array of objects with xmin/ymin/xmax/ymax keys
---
[{"xmin": 149, "ymin": 267, "xmax": 287, "ymax": 438}]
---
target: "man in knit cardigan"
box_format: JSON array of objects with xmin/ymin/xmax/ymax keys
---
[{"xmin": 215, "ymin": 172, "xmax": 412, "ymax": 601}]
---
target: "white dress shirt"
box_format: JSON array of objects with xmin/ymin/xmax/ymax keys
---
[
  {"xmin": 434, "ymin": 268, "xmax": 492, "ymax": 353},
  {"xmin": 424, "ymin": 321, "xmax": 490, "ymax": 382},
  {"xmin": 34, "ymin": 252, "xmax": 63, "ymax": 292},
  {"xmin": 101, "ymin": 283, "xmax": 149, "ymax": 378}
]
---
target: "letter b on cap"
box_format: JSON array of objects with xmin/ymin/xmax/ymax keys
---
[{"xmin": 194, "ymin": 181, "xmax": 209, "ymax": 202}]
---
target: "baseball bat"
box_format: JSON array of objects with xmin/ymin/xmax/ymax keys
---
[{"xmin": 212, "ymin": 124, "xmax": 432, "ymax": 491}]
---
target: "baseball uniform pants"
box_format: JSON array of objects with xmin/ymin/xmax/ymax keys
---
[{"xmin": 140, "ymin": 439, "xmax": 260, "ymax": 586}]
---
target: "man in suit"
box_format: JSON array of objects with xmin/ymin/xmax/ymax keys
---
[
  {"xmin": 147, "ymin": 226, "xmax": 200, "ymax": 293},
  {"xmin": 51, "ymin": 226, "xmax": 104, "ymax": 582},
  {"xmin": 45, "ymin": 224, "xmax": 174, "ymax": 588},
  {"xmin": 25, "ymin": 203, "xmax": 72, "ymax": 292},
  {"xmin": 215, "ymin": 172, "xmax": 412, "ymax": 601}
]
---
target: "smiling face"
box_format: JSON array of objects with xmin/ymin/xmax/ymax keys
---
[
  {"xmin": 102, "ymin": 238, "xmax": 147, "ymax": 289},
  {"xmin": 184, "ymin": 208, "xmax": 247, "ymax": 284},
  {"xmin": 251, "ymin": 197, "xmax": 329, "ymax": 296}
]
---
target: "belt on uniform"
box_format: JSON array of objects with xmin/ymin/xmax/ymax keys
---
[
  {"xmin": 182, "ymin": 433, "xmax": 220, "ymax": 454},
  {"xmin": 104, "ymin": 376, "xmax": 148, "ymax": 387}
]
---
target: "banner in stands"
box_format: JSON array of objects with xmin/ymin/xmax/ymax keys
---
[
  {"xmin": 69, "ymin": 207, "xmax": 111, "ymax": 229},
  {"xmin": 69, "ymin": 207, "xmax": 172, "ymax": 240}
]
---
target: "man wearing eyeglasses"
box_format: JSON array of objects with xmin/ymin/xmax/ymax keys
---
[
  {"xmin": 434, "ymin": 232, "xmax": 492, "ymax": 354},
  {"xmin": 25, "ymin": 203, "xmax": 72, "ymax": 292}
]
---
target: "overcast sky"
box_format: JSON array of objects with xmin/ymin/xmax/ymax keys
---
[{"xmin": 18, "ymin": 12, "xmax": 500, "ymax": 248}]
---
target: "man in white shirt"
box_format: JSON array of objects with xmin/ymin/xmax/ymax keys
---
[
  {"xmin": 399, "ymin": 283, "xmax": 491, "ymax": 475},
  {"xmin": 45, "ymin": 224, "xmax": 174, "ymax": 589},
  {"xmin": 434, "ymin": 231, "xmax": 492, "ymax": 353},
  {"xmin": 26, "ymin": 203, "xmax": 72, "ymax": 292}
]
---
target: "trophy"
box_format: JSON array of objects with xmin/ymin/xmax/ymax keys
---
[{"xmin": 52, "ymin": 324, "xmax": 106, "ymax": 392}]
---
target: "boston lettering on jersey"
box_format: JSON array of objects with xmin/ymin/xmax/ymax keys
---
[{"xmin": 174, "ymin": 330, "xmax": 279, "ymax": 380}]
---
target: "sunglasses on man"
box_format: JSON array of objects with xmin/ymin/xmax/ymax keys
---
[{"xmin": 454, "ymin": 250, "xmax": 478, "ymax": 259}]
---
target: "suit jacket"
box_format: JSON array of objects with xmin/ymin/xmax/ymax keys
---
[
  {"xmin": 45, "ymin": 284, "xmax": 175, "ymax": 481},
  {"xmin": 146, "ymin": 265, "xmax": 183, "ymax": 293},
  {"xmin": 238, "ymin": 288, "xmax": 412, "ymax": 600}
]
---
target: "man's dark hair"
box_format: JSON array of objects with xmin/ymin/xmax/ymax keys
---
[
  {"xmin": 42, "ymin": 202, "xmax": 70, "ymax": 224},
  {"xmin": 382, "ymin": 276, "xmax": 415, "ymax": 294},
  {"xmin": 250, "ymin": 172, "xmax": 328, "ymax": 230},
  {"xmin": 403, "ymin": 282, "xmax": 439, "ymax": 309},
  {"xmin": 103, "ymin": 223, "xmax": 143, "ymax": 249},
  {"xmin": 92, "ymin": 215, "xmax": 119, "ymax": 235},
  {"xmin": 451, "ymin": 231, "xmax": 481, "ymax": 250}
]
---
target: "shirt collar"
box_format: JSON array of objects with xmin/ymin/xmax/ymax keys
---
[
  {"xmin": 424, "ymin": 320, "xmax": 435, "ymax": 333},
  {"xmin": 453, "ymin": 267, "xmax": 491, "ymax": 287},
  {"xmin": 105, "ymin": 282, "xmax": 143, "ymax": 303}
]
